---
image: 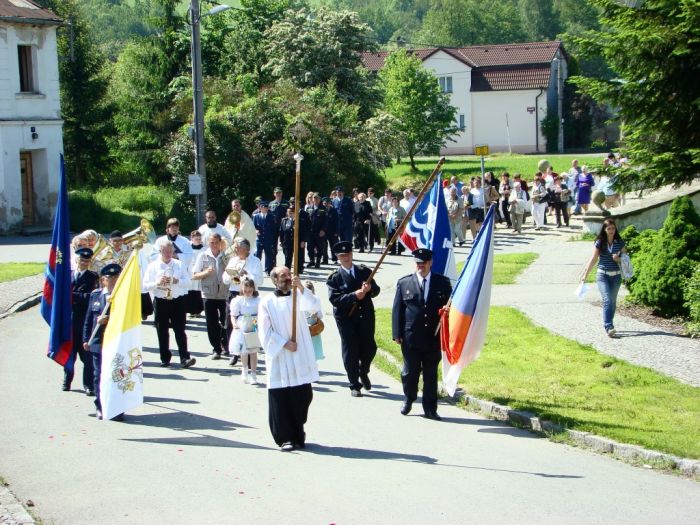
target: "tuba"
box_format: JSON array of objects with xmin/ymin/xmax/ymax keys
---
[
  {"xmin": 123, "ymin": 219, "xmax": 156, "ymax": 249},
  {"xmin": 89, "ymin": 234, "xmax": 115, "ymax": 273}
]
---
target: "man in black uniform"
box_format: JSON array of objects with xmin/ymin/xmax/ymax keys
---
[
  {"xmin": 306, "ymin": 193, "xmax": 327, "ymax": 268},
  {"xmin": 326, "ymin": 241, "xmax": 380, "ymax": 397},
  {"xmin": 64, "ymin": 247, "xmax": 99, "ymax": 393},
  {"xmin": 268, "ymin": 186, "xmax": 288, "ymax": 258},
  {"xmin": 392, "ymin": 248, "xmax": 452, "ymax": 420},
  {"xmin": 322, "ymin": 197, "xmax": 338, "ymax": 264},
  {"xmin": 279, "ymin": 200, "xmax": 310, "ymax": 274}
]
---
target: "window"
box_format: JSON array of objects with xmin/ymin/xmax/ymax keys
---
[
  {"xmin": 18, "ymin": 45, "xmax": 35, "ymax": 93},
  {"xmin": 438, "ymin": 76, "xmax": 453, "ymax": 93},
  {"xmin": 458, "ymin": 114, "xmax": 465, "ymax": 130}
]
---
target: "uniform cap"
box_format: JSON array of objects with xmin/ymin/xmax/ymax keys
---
[
  {"xmin": 75, "ymin": 247, "xmax": 93, "ymax": 259},
  {"xmin": 259, "ymin": 201, "xmax": 270, "ymax": 208},
  {"xmin": 332, "ymin": 241, "xmax": 352, "ymax": 255},
  {"xmin": 335, "ymin": 186, "xmax": 344, "ymax": 192},
  {"xmin": 100, "ymin": 263, "xmax": 122, "ymax": 277},
  {"xmin": 110, "ymin": 230, "xmax": 123, "ymax": 240},
  {"xmin": 412, "ymin": 248, "xmax": 433, "ymax": 262},
  {"xmin": 321, "ymin": 197, "xmax": 331, "ymax": 203},
  {"xmin": 273, "ymin": 187, "xmax": 283, "ymax": 193}
]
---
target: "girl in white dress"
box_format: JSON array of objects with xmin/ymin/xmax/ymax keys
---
[{"xmin": 228, "ymin": 277, "xmax": 261, "ymax": 384}]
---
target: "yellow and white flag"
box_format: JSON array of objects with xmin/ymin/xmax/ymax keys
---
[{"xmin": 100, "ymin": 251, "xmax": 144, "ymax": 420}]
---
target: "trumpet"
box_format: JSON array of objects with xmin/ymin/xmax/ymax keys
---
[
  {"xmin": 157, "ymin": 266, "xmax": 175, "ymax": 300},
  {"xmin": 225, "ymin": 258, "xmax": 246, "ymax": 285}
]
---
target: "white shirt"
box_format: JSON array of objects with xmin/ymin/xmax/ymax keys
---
[
  {"xmin": 198, "ymin": 223, "xmax": 232, "ymax": 246},
  {"xmin": 415, "ymin": 271, "xmax": 431, "ymax": 302},
  {"xmin": 222, "ymin": 254, "xmax": 264, "ymax": 292},
  {"xmin": 470, "ymin": 187, "xmax": 485, "ymax": 208},
  {"xmin": 142, "ymin": 257, "xmax": 191, "ymax": 299},
  {"xmin": 258, "ymin": 288, "xmax": 320, "ymax": 389},
  {"xmin": 153, "ymin": 235, "xmax": 193, "ymax": 269}
]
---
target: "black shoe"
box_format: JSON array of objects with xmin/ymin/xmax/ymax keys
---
[
  {"xmin": 94, "ymin": 410, "xmax": 103, "ymax": 420},
  {"xmin": 280, "ymin": 442, "xmax": 295, "ymax": 452},
  {"xmin": 160, "ymin": 362, "xmax": 171, "ymax": 368},
  {"xmin": 314, "ymin": 263, "xmax": 321, "ymax": 269},
  {"xmin": 85, "ymin": 389, "xmax": 95, "ymax": 397},
  {"xmin": 360, "ymin": 373, "xmax": 372, "ymax": 391},
  {"xmin": 62, "ymin": 384, "xmax": 70, "ymax": 392},
  {"xmin": 229, "ymin": 355, "xmax": 240, "ymax": 366},
  {"xmin": 350, "ymin": 388, "xmax": 362, "ymax": 398},
  {"xmin": 400, "ymin": 401, "xmax": 412, "ymax": 415},
  {"xmin": 424, "ymin": 411, "xmax": 442, "ymax": 421},
  {"xmin": 182, "ymin": 357, "xmax": 197, "ymax": 369}
]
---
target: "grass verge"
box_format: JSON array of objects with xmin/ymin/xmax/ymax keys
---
[
  {"xmin": 382, "ymin": 153, "xmax": 604, "ymax": 189},
  {"xmin": 0, "ymin": 263, "xmax": 44, "ymax": 283},
  {"xmin": 457, "ymin": 252, "xmax": 538, "ymax": 285},
  {"xmin": 375, "ymin": 306, "xmax": 700, "ymax": 459}
]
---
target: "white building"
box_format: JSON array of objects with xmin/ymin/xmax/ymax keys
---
[
  {"xmin": 363, "ymin": 41, "xmax": 568, "ymax": 155},
  {"xmin": 0, "ymin": 0, "xmax": 63, "ymax": 232}
]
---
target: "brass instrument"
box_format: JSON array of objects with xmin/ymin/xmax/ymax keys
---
[
  {"xmin": 157, "ymin": 266, "xmax": 175, "ymax": 300},
  {"xmin": 89, "ymin": 234, "xmax": 115, "ymax": 273},
  {"xmin": 225, "ymin": 257, "xmax": 246, "ymax": 285},
  {"xmin": 225, "ymin": 210, "xmax": 242, "ymax": 232},
  {"xmin": 123, "ymin": 218, "xmax": 156, "ymax": 249},
  {"xmin": 220, "ymin": 236, "xmax": 237, "ymax": 268}
]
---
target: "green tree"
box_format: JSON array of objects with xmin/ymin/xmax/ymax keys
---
[
  {"xmin": 417, "ymin": 0, "xmax": 527, "ymax": 46},
  {"xmin": 518, "ymin": 0, "xmax": 561, "ymax": 41},
  {"xmin": 41, "ymin": 0, "xmax": 113, "ymax": 187},
  {"xmin": 263, "ymin": 6, "xmax": 380, "ymax": 118},
  {"xmin": 379, "ymin": 49, "xmax": 458, "ymax": 170},
  {"xmin": 569, "ymin": 0, "xmax": 700, "ymax": 190}
]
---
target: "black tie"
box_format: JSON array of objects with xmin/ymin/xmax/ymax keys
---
[{"xmin": 420, "ymin": 278, "xmax": 426, "ymax": 304}]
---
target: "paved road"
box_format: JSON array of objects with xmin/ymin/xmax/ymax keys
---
[
  {"xmin": 1, "ymin": 239, "xmax": 699, "ymax": 525},
  {"xmin": 0, "ymin": 235, "xmax": 51, "ymax": 263}
]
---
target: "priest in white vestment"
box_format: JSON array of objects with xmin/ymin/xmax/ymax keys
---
[{"xmin": 258, "ymin": 266, "xmax": 319, "ymax": 451}]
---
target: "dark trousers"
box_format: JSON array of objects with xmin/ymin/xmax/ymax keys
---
[
  {"xmin": 325, "ymin": 233, "xmax": 338, "ymax": 262},
  {"xmin": 282, "ymin": 243, "xmax": 304, "ymax": 274},
  {"xmin": 203, "ymin": 298, "xmax": 227, "ymax": 354},
  {"xmin": 268, "ymin": 383, "xmax": 313, "ymax": 447},
  {"xmin": 337, "ymin": 317, "xmax": 377, "ymax": 390},
  {"xmin": 339, "ymin": 222, "xmax": 353, "ymax": 243},
  {"xmin": 92, "ymin": 352, "xmax": 102, "ymax": 412},
  {"xmin": 141, "ymin": 292, "xmax": 154, "ymax": 318},
  {"xmin": 401, "ymin": 345, "xmax": 441, "ymax": 413},
  {"xmin": 553, "ymin": 201, "xmax": 569, "ymax": 226},
  {"xmin": 154, "ymin": 296, "xmax": 190, "ymax": 364},
  {"xmin": 307, "ymin": 234, "xmax": 325, "ymax": 266},
  {"xmin": 256, "ymin": 241, "xmax": 276, "ymax": 273},
  {"xmin": 64, "ymin": 319, "xmax": 94, "ymax": 390},
  {"xmin": 500, "ymin": 200, "xmax": 512, "ymax": 227},
  {"xmin": 224, "ymin": 290, "xmax": 239, "ymax": 346}
]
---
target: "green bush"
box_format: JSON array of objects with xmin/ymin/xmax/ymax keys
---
[
  {"xmin": 685, "ymin": 264, "xmax": 700, "ymax": 336},
  {"xmin": 68, "ymin": 186, "xmax": 178, "ymax": 234},
  {"xmin": 628, "ymin": 197, "xmax": 700, "ymax": 317}
]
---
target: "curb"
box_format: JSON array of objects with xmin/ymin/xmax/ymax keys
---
[
  {"xmin": 0, "ymin": 292, "xmax": 41, "ymax": 321},
  {"xmin": 0, "ymin": 483, "xmax": 36, "ymax": 524},
  {"xmin": 377, "ymin": 347, "xmax": 700, "ymax": 481}
]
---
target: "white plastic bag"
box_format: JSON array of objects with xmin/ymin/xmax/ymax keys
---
[{"xmin": 575, "ymin": 282, "xmax": 589, "ymax": 300}]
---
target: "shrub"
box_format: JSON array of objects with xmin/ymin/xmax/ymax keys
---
[
  {"xmin": 628, "ymin": 196, "xmax": 700, "ymax": 317},
  {"xmin": 685, "ymin": 264, "xmax": 700, "ymax": 337},
  {"xmin": 68, "ymin": 186, "xmax": 178, "ymax": 234}
]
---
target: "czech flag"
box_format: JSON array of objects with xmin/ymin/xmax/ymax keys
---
[
  {"xmin": 41, "ymin": 154, "xmax": 73, "ymax": 369},
  {"xmin": 100, "ymin": 251, "xmax": 144, "ymax": 420},
  {"xmin": 400, "ymin": 175, "xmax": 457, "ymax": 281},
  {"xmin": 440, "ymin": 204, "xmax": 496, "ymax": 396}
]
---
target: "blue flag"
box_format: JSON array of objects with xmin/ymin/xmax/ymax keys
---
[
  {"xmin": 41, "ymin": 154, "xmax": 73, "ymax": 369},
  {"xmin": 400, "ymin": 176, "xmax": 457, "ymax": 281}
]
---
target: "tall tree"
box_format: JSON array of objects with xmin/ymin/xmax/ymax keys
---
[
  {"xmin": 570, "ymin": 0, "xmax": 700, "ymax": 190},
  {"xmin": 379, "ymin": 49, "xmax": 458, "ymax": 170},
  {"xmin": 41, "ymin": 0, "xmax": 114, "ymax": 187},
  {"xmin": 518, "ymin": 0, "xmax": 561, "ymax": 41},
  {"xmin": 263, "ymin": 6, "xmax": 380, "ymax": 118}
]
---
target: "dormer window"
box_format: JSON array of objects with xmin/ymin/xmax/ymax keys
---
[{"xmin": 18, "ymin": 45, "xmax": 36, "ymax": 93}]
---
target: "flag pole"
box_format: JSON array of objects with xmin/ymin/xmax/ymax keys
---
[
  {"xmin": 347, "ymin": 156, "xmax": 445, "ymax": 317},
  {"xmin": 291, "ymin": 153, "xmax": 303, "ymax": 342}
]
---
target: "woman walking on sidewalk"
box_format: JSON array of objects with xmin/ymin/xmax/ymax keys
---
[{"xmin": 580, "ymin": 218, "xmax": 627, "ymax": 338}]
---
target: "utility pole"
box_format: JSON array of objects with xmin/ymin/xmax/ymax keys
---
[{"xmin": 190, "ymin": 0, "xmax": 207, "ymax": 225}]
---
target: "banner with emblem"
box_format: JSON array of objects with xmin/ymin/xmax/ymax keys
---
[
  {"xmin": 440, "ymin": 204, "xmax": 496, "ymax": 396},
  {"xmin": 400, "ymin": 175, "xmax": 457, "ymax": 282},
  {"xmin": 100, "ymin": 251, "xmax": 144, "ymax": 420}
]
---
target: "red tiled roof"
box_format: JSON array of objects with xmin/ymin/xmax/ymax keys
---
[
  {"xmin": 471, "ymin": 65, "xmax": 552, "ymax": 91},
  {"xmin": 0, "ymin": 0, "xmax": 61, "ymax": 24},
  {"xmin": 361, "ymin": 41, "xmax": 562, "ymax": 71}
]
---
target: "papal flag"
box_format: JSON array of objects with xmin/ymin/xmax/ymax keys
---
[
  {"xmin": 440, "ymin": 204, "xmax": 496, "ymax": 396},
  {"xmin": 100, "ymin": 251, "xmax": 144, "ymax": 420}
]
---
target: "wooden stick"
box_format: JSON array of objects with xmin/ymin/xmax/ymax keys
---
[
  {"xmin": 291, "ymin": 153, "xmax": 303, "ymax": 342},
  {"xmin": 348, "ymin": 156, "xmax": 446, "ymax": 317}
]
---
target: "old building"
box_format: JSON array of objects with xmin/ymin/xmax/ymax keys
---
[
  {"xmin": 363, "ymin": 40, "xmax": 567, "ymax": 155},
  {"xmin": 0, "ymin": 0, "xmax": 63, "ymax": 232}
]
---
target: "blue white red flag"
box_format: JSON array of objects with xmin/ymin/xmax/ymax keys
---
[
  {"xmin": 440, "ymin": 204, "xmax": 496, "ymax": 396},
  {"xmin": 41, "ymin": 154, "xmax": 73, "ymax": 369},
  {"xmin": 400, "ymin": 176, "xmax": 457, "ymax": 281}
]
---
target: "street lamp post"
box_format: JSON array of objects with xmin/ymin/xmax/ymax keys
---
[{"xmin": 189, "ymin": 1, "xmax": 230, "ymax": 225}]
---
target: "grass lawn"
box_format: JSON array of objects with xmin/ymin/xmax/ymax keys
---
[
  {"xmin": 374, "ymin": 306, "xmax": 700, "ymax": 459},
  {"xmin": 0, "ymin": 263, "xmax": 44, "ymax": 283},
  {"xmin": 457, "ymin": 252, "xmax": 538, "ymax": 284},
  {"xmin": 382, "ymin": 153, "xmax": 604, "ymax": 189}
]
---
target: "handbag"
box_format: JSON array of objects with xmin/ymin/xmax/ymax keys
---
[
  {"xmin": 243, "ymin": 331, "xmax": 262, "ymax": 350},
  {"xmin": 620, "ymin": 253, "xmax": 634, "ymax": 280},
  {"xmin": 307, "ymin": 313, "xmax": 325, "ymax": 337}
]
